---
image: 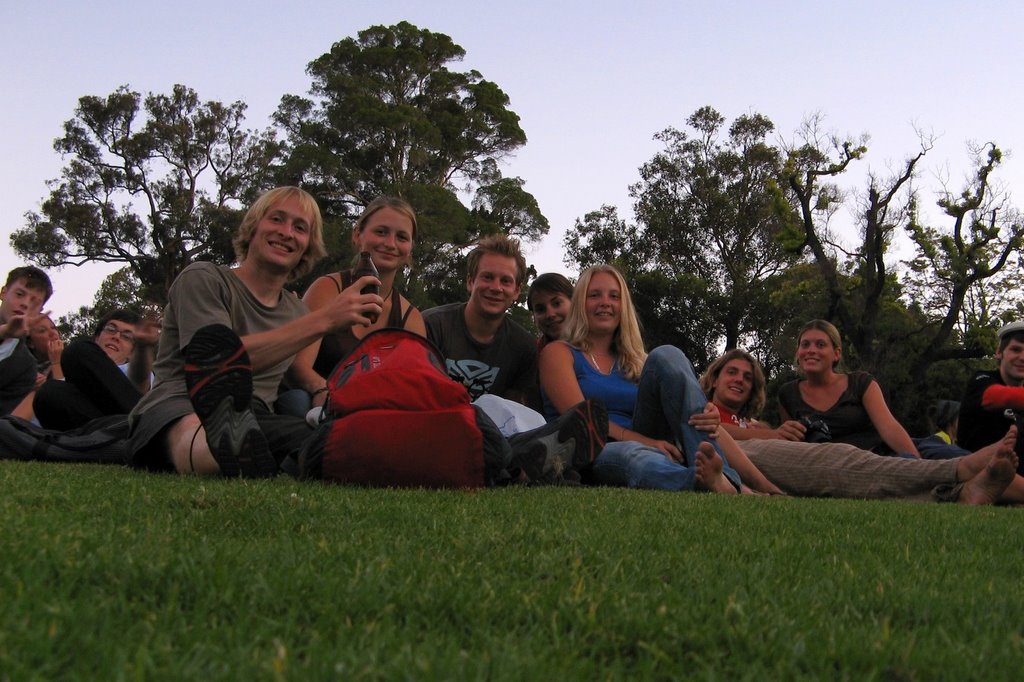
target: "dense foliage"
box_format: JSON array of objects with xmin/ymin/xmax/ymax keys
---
[
  {"xmin": 9, "ymin": 23, "xmax": 1023, "ymax": 431},
  {"xmin": 565, "ymin": 108, "xmax": 1024, "ymax": 431},
  {"xmin": 12, "ymin": 84, "xmax": 280, "ymax": 308},
  {"xmin": 273, "ymin": 21, "xmax": 548, "ymax": 307}
]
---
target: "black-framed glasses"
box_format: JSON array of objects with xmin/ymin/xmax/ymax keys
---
[{"xmin": 101, "ymin": 324, "xmax": 135, "ymax": 343}]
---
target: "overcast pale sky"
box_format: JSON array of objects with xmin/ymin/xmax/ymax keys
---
[{"xmin": 2, "ymin": 0, "xmax": 1022, "ymax": 318}]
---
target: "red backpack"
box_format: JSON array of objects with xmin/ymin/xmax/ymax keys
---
[{"xmin": 298, "ymin": 328, "xmax": 486, "ymax": 488}]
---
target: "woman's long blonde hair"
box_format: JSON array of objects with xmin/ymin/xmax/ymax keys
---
[{"xmin": 562, "ymin": 264, "xmax": 647, "ymax": 381}]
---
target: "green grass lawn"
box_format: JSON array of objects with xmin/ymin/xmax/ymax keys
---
[{"xmin": 2, "ymin": 461, "xmax": 1023, "ymax": 681}]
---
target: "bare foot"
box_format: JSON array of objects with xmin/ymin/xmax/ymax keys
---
[
  {"xmin": 956, "ymin": 426, "xmax": 1017, "ymax": 481},
  {"xmin": 695, "ymin": 442, "xmax": 736, "ymax": 494},
  {"xmin": 959, "ymin": 434, "xmax": 1019, "ymax": 506}
]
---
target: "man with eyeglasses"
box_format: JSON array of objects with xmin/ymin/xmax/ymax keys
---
[{"xmin": 34, "ymin": 309, "xmax": 159, "ymax": 430}]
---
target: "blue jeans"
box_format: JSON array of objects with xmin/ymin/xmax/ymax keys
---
[
  {"xmin": 592, "ymin": 346, "xmax": 741, "ymax": 491},
  {"xmin": 275, "ymin": 388, "xmax": 312, "ymax": 418}
]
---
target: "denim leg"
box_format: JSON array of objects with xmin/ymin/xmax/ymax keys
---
[
  {"xmin": 631, "ymin": 345, "xmax": 741, "ymax": 489},
  {"xmin": 275, "ymin": 388, "xmax": 312, "ymax": 418},
  {"xmin": 591, "ymin": 441, "xmax": 698, "ymax": 491}
]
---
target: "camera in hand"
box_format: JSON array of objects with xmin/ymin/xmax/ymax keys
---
[{"xmin": 799, "ymin": 415, "xmax": 832, "ymax": 443}]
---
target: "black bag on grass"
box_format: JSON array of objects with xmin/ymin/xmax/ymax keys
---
[{"xmin": 0, "ymin": 414, "xmax": 130, "ymax": 464}]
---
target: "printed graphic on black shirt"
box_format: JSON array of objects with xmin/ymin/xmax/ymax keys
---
[{"xmin": 446, "ymin": 359, "xmax": 499, "ymax": 399}]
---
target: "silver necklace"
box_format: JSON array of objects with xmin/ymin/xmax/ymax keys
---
[{"xmin": 589, "ymin": 351, "xmax": 612, "ymax": 374}]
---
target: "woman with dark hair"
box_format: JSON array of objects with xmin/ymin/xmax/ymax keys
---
[
  {"xmin": 281, "ymin": 197, "xmax": 426, "ymax": 417},
  {"xmin": 527, "ymin": 272, "xmax": 574, "ymax": 350},
  {"xmin": 778, "ymin": 319, "xmax": 919, "ymax": 456}
]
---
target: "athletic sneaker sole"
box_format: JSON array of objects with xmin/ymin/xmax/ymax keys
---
[
  {"xmin": 514, "ymin": 399, "xmax": 609, "ymax": 484},
  {"xmin": 184, "ymin": 324, "xmax": 276, "ymax": 478},
  {"xmin": 562, "ymin": 398, "xmax": 608, "ymax": 470}
]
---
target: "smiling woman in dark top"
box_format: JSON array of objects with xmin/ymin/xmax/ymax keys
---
[
  {"xmin": 280, "ymin": 197, "xmax": 426, "ymax": 417},
  {"xmin": 778, "ymin": 319, "xmax": 919, "ymax": 457}
]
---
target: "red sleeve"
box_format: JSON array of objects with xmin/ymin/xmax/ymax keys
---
[{"xmin": 981, "ymin": 384, "xmax": 1024, "ymax": 411}]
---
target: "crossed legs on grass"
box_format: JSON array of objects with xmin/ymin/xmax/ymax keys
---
[
  {"xmin": 950, "ymin": 426, "xmax": 1024, "ymax": 502},
  {"xmin": 708, "ymin": 433, "xmax": 1016, "ymax": 503},
  {"xmin": 590, "ymin": 345, "xmax": 742, "ymax": 493},
  {"xmin": 165, "ymin": 324, "xmax": 277, "ymax": 478},
  {"xmin": 591, "ymin": 439, "xmax": 743, "ymax": 494}
]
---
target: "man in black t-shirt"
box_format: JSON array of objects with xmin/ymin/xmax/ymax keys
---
[
  {"xmin": 958, "ymin": 320, "xmax": 1024, "ymax": 470},
  {"xmin": 423, "ymin": 234, "xmax": 540, "ymax": 410}
]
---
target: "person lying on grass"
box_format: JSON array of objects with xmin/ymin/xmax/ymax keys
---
[
  {"xmin": 538, "ymin": 263, "xmax": 780, "ymax": 495},
  {"xmin": 700, "ymin": 348, "xmax": 1023, "ymax": 505},
  {"xmin": 34, "ymin": 309, "xmax": 159, "ymax": 431}
]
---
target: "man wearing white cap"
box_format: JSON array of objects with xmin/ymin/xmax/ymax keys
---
[{"xmin": 957, "ymin": 320, "xmax": 1024, "ymax": 469}]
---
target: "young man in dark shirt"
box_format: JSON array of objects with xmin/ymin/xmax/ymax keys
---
[
  {"xmin": 424, "ymin": 250, "xmax": 609, "ymax": 479},
  {"xmin": 423, "ymin": 234, "xmax": 540, "ymax": 409},
  {"xmin": 0, "ymin": 266, "xmax": 53, "ymax": 416},
  {"xmin": 958, "ymin": 320, "xmax": 1024, "ymax": 470}
]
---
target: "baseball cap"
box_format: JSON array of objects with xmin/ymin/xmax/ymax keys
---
[{"xmin": 997, "ymin": 320, "xmax": 1024, "ymax": 339}]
